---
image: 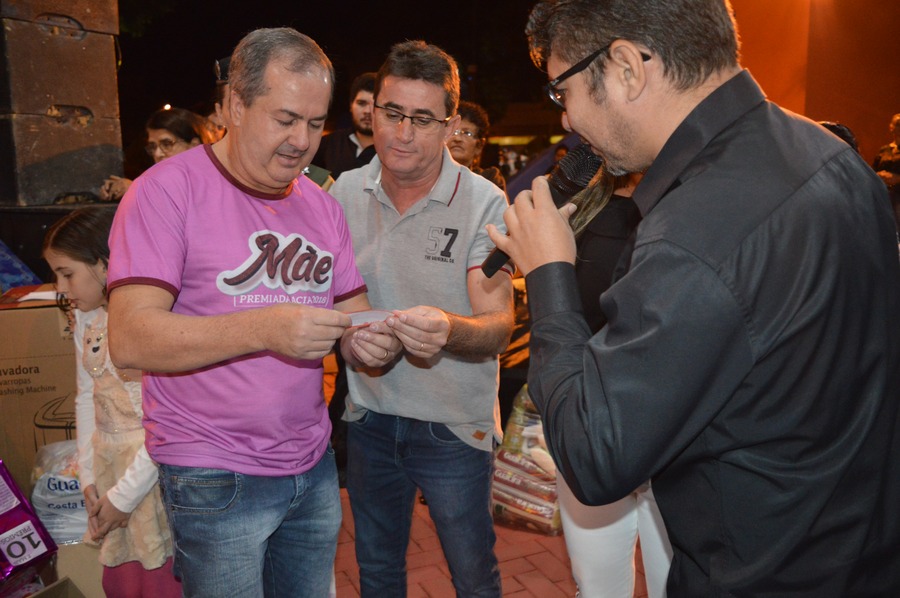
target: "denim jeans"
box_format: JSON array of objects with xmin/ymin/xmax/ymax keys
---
[
  {"xmin": 158, "ymin": 449, "xmax": 341, "ymax": 598},
  {"xmin": 346, "ymin": 411, "xmax": 501, "ymax": 598}
]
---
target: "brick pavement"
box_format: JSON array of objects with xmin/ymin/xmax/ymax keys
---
[
  {"xmin": 334, "ymin": 489, "xmax": 648, "ymax": 598},
  {"xmin": 325, "ymin": 357, "xmax": 647, "ymax": 597}
]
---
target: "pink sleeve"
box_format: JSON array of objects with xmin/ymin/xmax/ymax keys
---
[{"xmin": 107, "ymin": 171, "xmax": 188, "ymax": 294}]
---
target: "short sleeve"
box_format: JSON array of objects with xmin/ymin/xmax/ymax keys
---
[
  {"xmin": 467, "ymin": 182, "xmax": 509, "ymax": 270},
  {"xmin": 107, "ymin": 170, "xmax": 189, "ymax": 296}
]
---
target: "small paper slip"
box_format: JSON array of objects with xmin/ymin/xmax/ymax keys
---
[
  {"xmin": 350, "ymin": 310, "xmax": 392, "ymax": 327},
  {"xmin": 19, "ymin": 290, "xmax": 57, "ymax": 302}
]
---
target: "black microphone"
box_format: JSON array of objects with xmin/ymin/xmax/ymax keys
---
[{"xmin": 481, "ymin": 143, "xmax": 603, "ymax": 277}]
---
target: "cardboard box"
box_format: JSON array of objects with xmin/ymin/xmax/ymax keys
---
[
  {"xmin": 55, "ymin": 544, "xmax": 102, "ymax": 598},
  {"xmin": 33, "ymin": 577, "xmax": 88, "ymax": 598},
  {"xmin": 0, "ymin": 284, "xmax": 76, "ymax": 494}
]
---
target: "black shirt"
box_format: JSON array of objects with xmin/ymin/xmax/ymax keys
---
[
  {"xmin": 525, "ymin": 71, "xmax": 900, "ymax": 596},
  {"xmin": 574, "ymin": 194, "xmax": 641, "ymax": 333},
  {"xmin": 873, "ymin": 142, "xmax": 900, "ymax": 177},
  {"xmin": 873, "ymin": 142, "xmax": 900, "ymax": 206},
  {"xmin": 472, "ymin": 165, "xmax": 507, "ymax": 194},
  {"xmin": 312, "ymin": 128, "xmax": 375, "ymax": 179}
]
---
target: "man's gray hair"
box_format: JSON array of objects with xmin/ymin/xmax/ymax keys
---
[
  {"xmin": 527, "ymin": 0, "xmax": 740, "ymax": 94},
  {"xmin": 229, "ymin": 27, "xmax": 335, "ymax": 107}
]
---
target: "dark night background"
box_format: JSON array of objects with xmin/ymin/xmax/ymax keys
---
[{"xmin": 116, "ymin": 0, "xmax": 548, "ymax": 157}]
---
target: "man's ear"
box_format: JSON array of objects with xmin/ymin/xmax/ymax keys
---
[
  {"xmin": 607, "ymin": 40, "xmax": 650, "ymax": 102},
  {"xmin": 443, "ymin": 114, "xmax": 462, "ymax": 141},
  {"xmin": 230, "ymin": 88, "xmax": 244, "ymax": 126}
]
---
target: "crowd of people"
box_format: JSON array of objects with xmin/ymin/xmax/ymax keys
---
[{"xmin": 39, "ymin": 1, "xmax": 900, "ymax": 597}]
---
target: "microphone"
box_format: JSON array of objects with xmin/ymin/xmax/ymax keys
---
[{"xmin": 481, "ymin": 143, "xmax": 603, "ymax": 278}]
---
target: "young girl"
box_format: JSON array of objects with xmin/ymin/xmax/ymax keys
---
[{"xmin": 42, "ymin": 207, "xmax": 180, "ymax": 598}]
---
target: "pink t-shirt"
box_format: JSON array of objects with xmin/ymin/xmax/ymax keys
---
[{"xmin": 108, "ymin": 145, "xmax": 365, "ymax": 476}]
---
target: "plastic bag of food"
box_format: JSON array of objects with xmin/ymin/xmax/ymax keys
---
[
  {"xmin": 491, "ymin": 385, "xmax": 562, "ymax": 535},
  {"xmin": 0, "ymin": 459, "xmax": 57, "ymax": 595},
  {"xmin": 30, "ymin": 440, "xmax": 87, "ymax": 545}
]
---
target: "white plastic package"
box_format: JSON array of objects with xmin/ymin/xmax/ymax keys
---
[{"xmin": 30, "ymin": 440, "xmax": 87, "ymax": 545}]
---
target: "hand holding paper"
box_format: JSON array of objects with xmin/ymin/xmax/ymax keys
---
[
  {"xmin": 346, "ymin": 313, "xmax": 402, "ymax": 367},
  {"xmin": 386, "ymin": 306, "xmax": 450, "ymax": 359}
]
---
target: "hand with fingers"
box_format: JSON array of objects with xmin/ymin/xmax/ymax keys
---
[
  {"xmin": 99, "ymin": 175, "xmax": 132, "ymax": 201},
  {"xmin": 263, "ymin": 304, "xmax": 352, "ymax": 361},
  {"xmin": 486, "ymin": 176, "xmax": 578, "ymax": 277},
  {"xmin": 90, "ymin": 493, "xmax": 131, "ymax": 542},
  {"xmin": 347, "ymin": 320, "xmax": 404, "ymax": 367},
  {"xmin": 386, "ymin": 306, "xmax": 451, "ymax": 358},
  {"xmin": 83, "ymin": 484, "xmax": 101, "ymax": 541}
]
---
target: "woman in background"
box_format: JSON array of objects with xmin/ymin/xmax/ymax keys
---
[
  {"xmin": 100, "ymin": 107, "xmax": 214, "ymax": 201},
  {"xmin": 559, "ymin": 168, "xmax": 673, "ymax": 598}
]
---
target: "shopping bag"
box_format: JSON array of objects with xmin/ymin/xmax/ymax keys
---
[
  {"xmin": 0, "ymin": 459, "xmax": 57, "ymax": 596},
  {"xmin": 491, "ymin": 385, "xmax": 562, "ymax": 535},
  {"xmin": 30, "ymin": 440, "xmax": 87, "ymax": 545}
]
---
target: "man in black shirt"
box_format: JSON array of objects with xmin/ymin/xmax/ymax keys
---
[
  {"xmin": 312, "ymin": 72, "xmax": 377, "ymax": 178},
  {"xmin": 488, "ymin": 1, "xmax": 900, "ymax": 596}
]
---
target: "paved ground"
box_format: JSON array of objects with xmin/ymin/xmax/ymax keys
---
[
  {"xmin": 334, "ymin": 489, "xmax": 648, "ymax": 598},
  {"xmin": 325, "ymin": 355, "xmax": 648, "ymax": 598}
]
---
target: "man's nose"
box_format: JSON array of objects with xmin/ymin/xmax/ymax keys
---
[
  {"xmin": 288, "ymin": 125, "xmax": 310, "ymax": 151},
  {"xmin": 397, "ymin": 118, "xmax": 415, "ymax": 140}
]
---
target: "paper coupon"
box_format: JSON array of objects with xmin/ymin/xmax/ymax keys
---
[{"xmin": 349, "ymin": 310, "xmax": 393, "ymax": 327}]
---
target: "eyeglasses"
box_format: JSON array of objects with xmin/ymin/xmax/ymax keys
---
[
  {"xmin": 545, "ymin": 40, "xmax": 650, "ymax": 110},
  {"xmin": 145, "ymin": 138, "xmax": 180, "ymax": 156},
  {"xmin": 374, "ymin": 104, "xmax": 451, "ymax": 131},
  {"xmin": 451, "ymin": 129, "xmax": 479, "ymax": 140}
]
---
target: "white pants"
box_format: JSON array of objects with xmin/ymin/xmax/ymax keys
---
[{"xmin": 558, "ymin": 478, "xmax": 672, "ymax": 598}]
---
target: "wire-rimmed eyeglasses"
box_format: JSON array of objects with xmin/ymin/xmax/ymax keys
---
[
  {"xmin": 450, "ymin": 129, "xmax": 479, "ymax": 139},
  {"xmin": 374, "ymin": 104, "xmax": 452, "ymax": 131},
  {"xmin": 145, "ymin": 138, "xmax": 180, "ymax": 156},
  {"xmin": 545, "ymin": 41, "xmax": 650, "ymax": 110}
]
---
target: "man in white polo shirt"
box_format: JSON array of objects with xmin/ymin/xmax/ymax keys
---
[{"xmin": 330, "ymin": 40, "xmax": 514, "ymax": 598}]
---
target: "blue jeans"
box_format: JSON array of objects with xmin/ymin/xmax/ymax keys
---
[
  {"xmin": 346, "ymin": 411, "xmax": 501, "ymax": 598},
  {"xmin": 158, "ymin": 449, "xmax": 341, "ymax": 598}
]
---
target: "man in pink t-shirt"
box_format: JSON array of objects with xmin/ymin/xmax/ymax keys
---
[{"xmin": 106, "ymin": 28, "xmax": 401, "ymax": 597}]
